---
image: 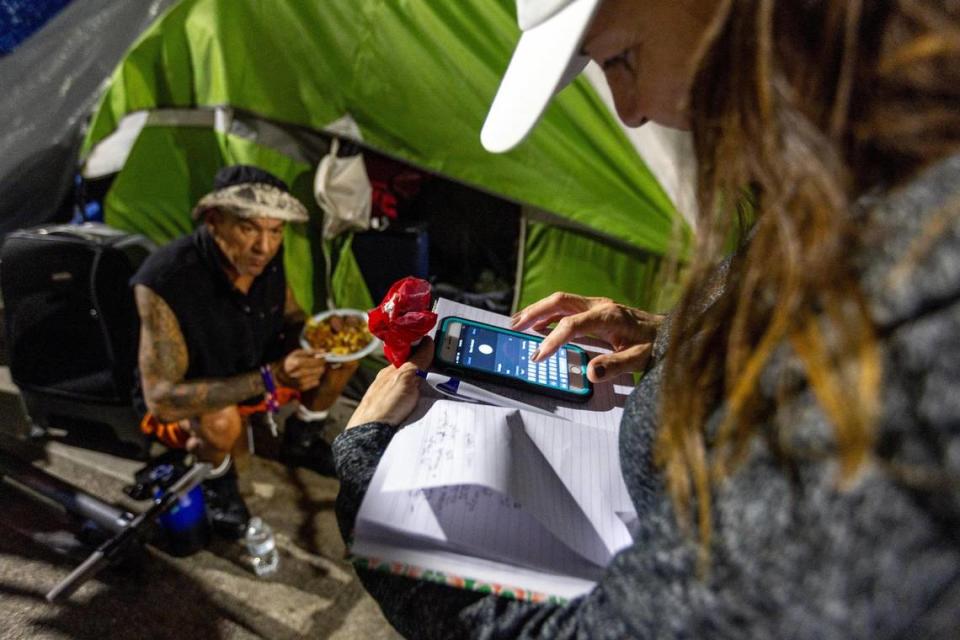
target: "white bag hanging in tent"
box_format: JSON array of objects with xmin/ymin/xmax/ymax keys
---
[{"xmin": 314, "ymin": 137, "xmax": 373, "ymax": 239}]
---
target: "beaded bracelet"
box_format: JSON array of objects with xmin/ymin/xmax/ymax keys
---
[
  {"xmin": 259, "ymin": 365, "xmax": 280, "ymax": 412},
  {"xmin": 259, "ymin": 364, "xmax": 280, "ymax": 436}
]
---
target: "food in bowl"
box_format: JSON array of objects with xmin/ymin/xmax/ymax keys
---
[{"xmin": 303, "ymin": 312, "xmax": 375, "ymax": 357}]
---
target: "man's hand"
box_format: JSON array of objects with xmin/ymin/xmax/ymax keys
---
[
  {"xmin": 273, "ymin": 349, "xmax": 327, "ymax": 391},
  {"xmin": 346, "ymin": 338, "xmax": 434, "ymax": 429},
  {"xmin": 510, "ymin": 292, "xmax": 663, "ymax": 383}
]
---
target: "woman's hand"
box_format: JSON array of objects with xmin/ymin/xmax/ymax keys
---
[
  {"xmin": 511, "ymin": 292, "xmax": 663, "ymax": 383},
  {"xmin": 346, "ymin": 338, "xmax": 434, "ymax": 429},
  {"xmin": 273, "ymin": 349, "xmax": 327, "ymax": 391}
]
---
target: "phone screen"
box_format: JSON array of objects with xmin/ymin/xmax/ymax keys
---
[{"xmin": 440, "ymin": 319, "xmax": 588, "ymax": 393}]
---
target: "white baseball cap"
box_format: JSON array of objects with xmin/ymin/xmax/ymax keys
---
[{"xmin": 481, "ymin": 0, "xmax": 604, "ymax": 153}]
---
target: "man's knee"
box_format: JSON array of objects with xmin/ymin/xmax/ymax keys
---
[{"xmin": 195, "ymin": 406, "xmax": 243, "ymax": 452}]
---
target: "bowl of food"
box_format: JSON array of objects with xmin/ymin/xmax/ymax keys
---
[{"xmin": 300, "ymin": 308, "xmax": 381, "ymax": 363}]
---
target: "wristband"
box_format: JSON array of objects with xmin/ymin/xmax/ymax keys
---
[{"xmin": 295, "ymin": 405, "xmax": 329, "ymax": 422}]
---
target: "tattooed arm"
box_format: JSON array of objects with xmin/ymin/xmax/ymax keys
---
[{"xmin": 135, "ymin": 285, "xmax": 264, "ymax": 422}]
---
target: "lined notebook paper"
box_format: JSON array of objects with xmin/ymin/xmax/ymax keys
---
[{"xmin": 350, "ymin": 299, "xmax": 636, "ymax": 601}]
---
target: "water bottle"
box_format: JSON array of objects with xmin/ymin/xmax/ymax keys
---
[{"xmin": 243, "ymin": 517, "xmax": 279, "ymax": 576}]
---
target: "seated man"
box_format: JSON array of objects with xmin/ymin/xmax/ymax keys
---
[{"xmin": 132, "ymin": 165, "xmax": 353, "ymax": 538}]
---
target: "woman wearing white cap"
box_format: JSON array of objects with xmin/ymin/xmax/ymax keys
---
[{"xmin": 335, "ymin": 1, "xmax": 960, "ymax": 637}]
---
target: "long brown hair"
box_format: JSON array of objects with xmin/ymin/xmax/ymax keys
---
[{"xmin": 656, "ymin": 0, "xmax": 960, "ymax": 569}]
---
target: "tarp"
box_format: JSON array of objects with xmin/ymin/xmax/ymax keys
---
[
  {"xmin": 82, "ymin": 0, "xmax": 692, "ymax": 314},
  {"xmin": 0, "ymin": 0, "xmax": 176, "ymax": 235}
]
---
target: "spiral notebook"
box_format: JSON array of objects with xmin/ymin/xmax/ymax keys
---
[{"xmin": 349, "ymin": 298, "xmax": 637, "ymax": 602}]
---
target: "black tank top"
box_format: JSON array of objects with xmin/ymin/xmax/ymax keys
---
[{"xmin": 129, "ymin": 226, "xmax": 289, "ymax": 414}]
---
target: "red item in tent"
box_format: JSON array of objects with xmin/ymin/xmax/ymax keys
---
[
  {"xmin": 368, "ymin": 277, "xmax": 438, "ymax": 367},
  {"xmin": 365, "ymin": 153, "xmax": 429, "ymax": 220}
]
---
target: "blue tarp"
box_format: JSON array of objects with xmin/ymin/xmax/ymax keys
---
[{"xmin": 0, "ymin": 0, "xmax": 73, "ymax": 54}]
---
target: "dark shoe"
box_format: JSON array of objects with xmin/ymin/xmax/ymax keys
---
[
  {"xmin": 279, "ymin": 417, "xmax": 337, "ymax": 477},
  {"xmin": 202, "ymin": 465, "xmax": 250, "ymax": 540}
]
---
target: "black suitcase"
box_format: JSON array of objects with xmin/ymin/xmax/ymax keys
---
[{"xmin": 0, "ymin": 223, "xmax": 156, "ymax": 455}]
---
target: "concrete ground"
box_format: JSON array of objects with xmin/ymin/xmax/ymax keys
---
[{"xmin": 0, "ymin": 372, "xmax": 402, "ymax": 640}]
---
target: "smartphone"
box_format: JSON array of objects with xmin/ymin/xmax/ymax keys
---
[{"xmin": 434, "ymin": 316, "xmax": 593, "ymax": 403}]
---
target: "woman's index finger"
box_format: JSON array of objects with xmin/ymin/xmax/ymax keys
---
[{"xmin": 511, "ymin": 293, "xmax": 584, "ymax": 330}]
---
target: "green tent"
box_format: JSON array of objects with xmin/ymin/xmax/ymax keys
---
[{"xmin": 81, "ymin": 0, "xmax": 691, "ymax": 320}]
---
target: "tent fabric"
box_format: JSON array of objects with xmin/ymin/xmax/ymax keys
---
[
  {"xmin": 518, "ymin": 222, "xmax": 679, "ymax": 314},
  {"xmin": 330, "ymin": 235, "xmax": 375, "ymax": 314},
  {"xmin": 83, "ymin": 107, "xmax": 332, "ymax": 180},
  {"xmin": 83, "ymin": 0, "xmax": 690, "ymax": 259},
  {"xmin": 0, "ymin": 0, "xmax": 176, "ymax": 236}
]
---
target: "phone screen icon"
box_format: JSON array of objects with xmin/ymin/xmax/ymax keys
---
[{"xmin": 456, "ymin": 325, "xmax": 571, "ymax": 391}]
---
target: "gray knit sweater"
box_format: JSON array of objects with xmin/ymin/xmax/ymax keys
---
[{"xmin": 334, "ymin": 155, "xmax": 960, "ymax": 639}]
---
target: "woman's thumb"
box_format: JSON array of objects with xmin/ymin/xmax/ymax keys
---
[
  {"xmin": 587, "ymin": 343, "xmax": 653, "ymax": 383},
  {"xmin": 407, "ymin": 336, "xmax": 435, "ymax": 370}
]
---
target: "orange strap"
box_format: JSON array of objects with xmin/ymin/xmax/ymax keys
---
[
  {"xmin": 236, "ymin": 386, "xmax": 300, "ymax": 416},
  {"xmin": 140, "ymin": 413, "xmax": 192, "ymax": 450}
]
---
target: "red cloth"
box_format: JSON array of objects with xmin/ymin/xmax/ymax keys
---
[
  {"xmin": 368, "ymin": 277, "xmax": 438, "ymax": 366},
  {"xmin": 364, "ymin": 153, "xmax": 429, "ymax": 220}
]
